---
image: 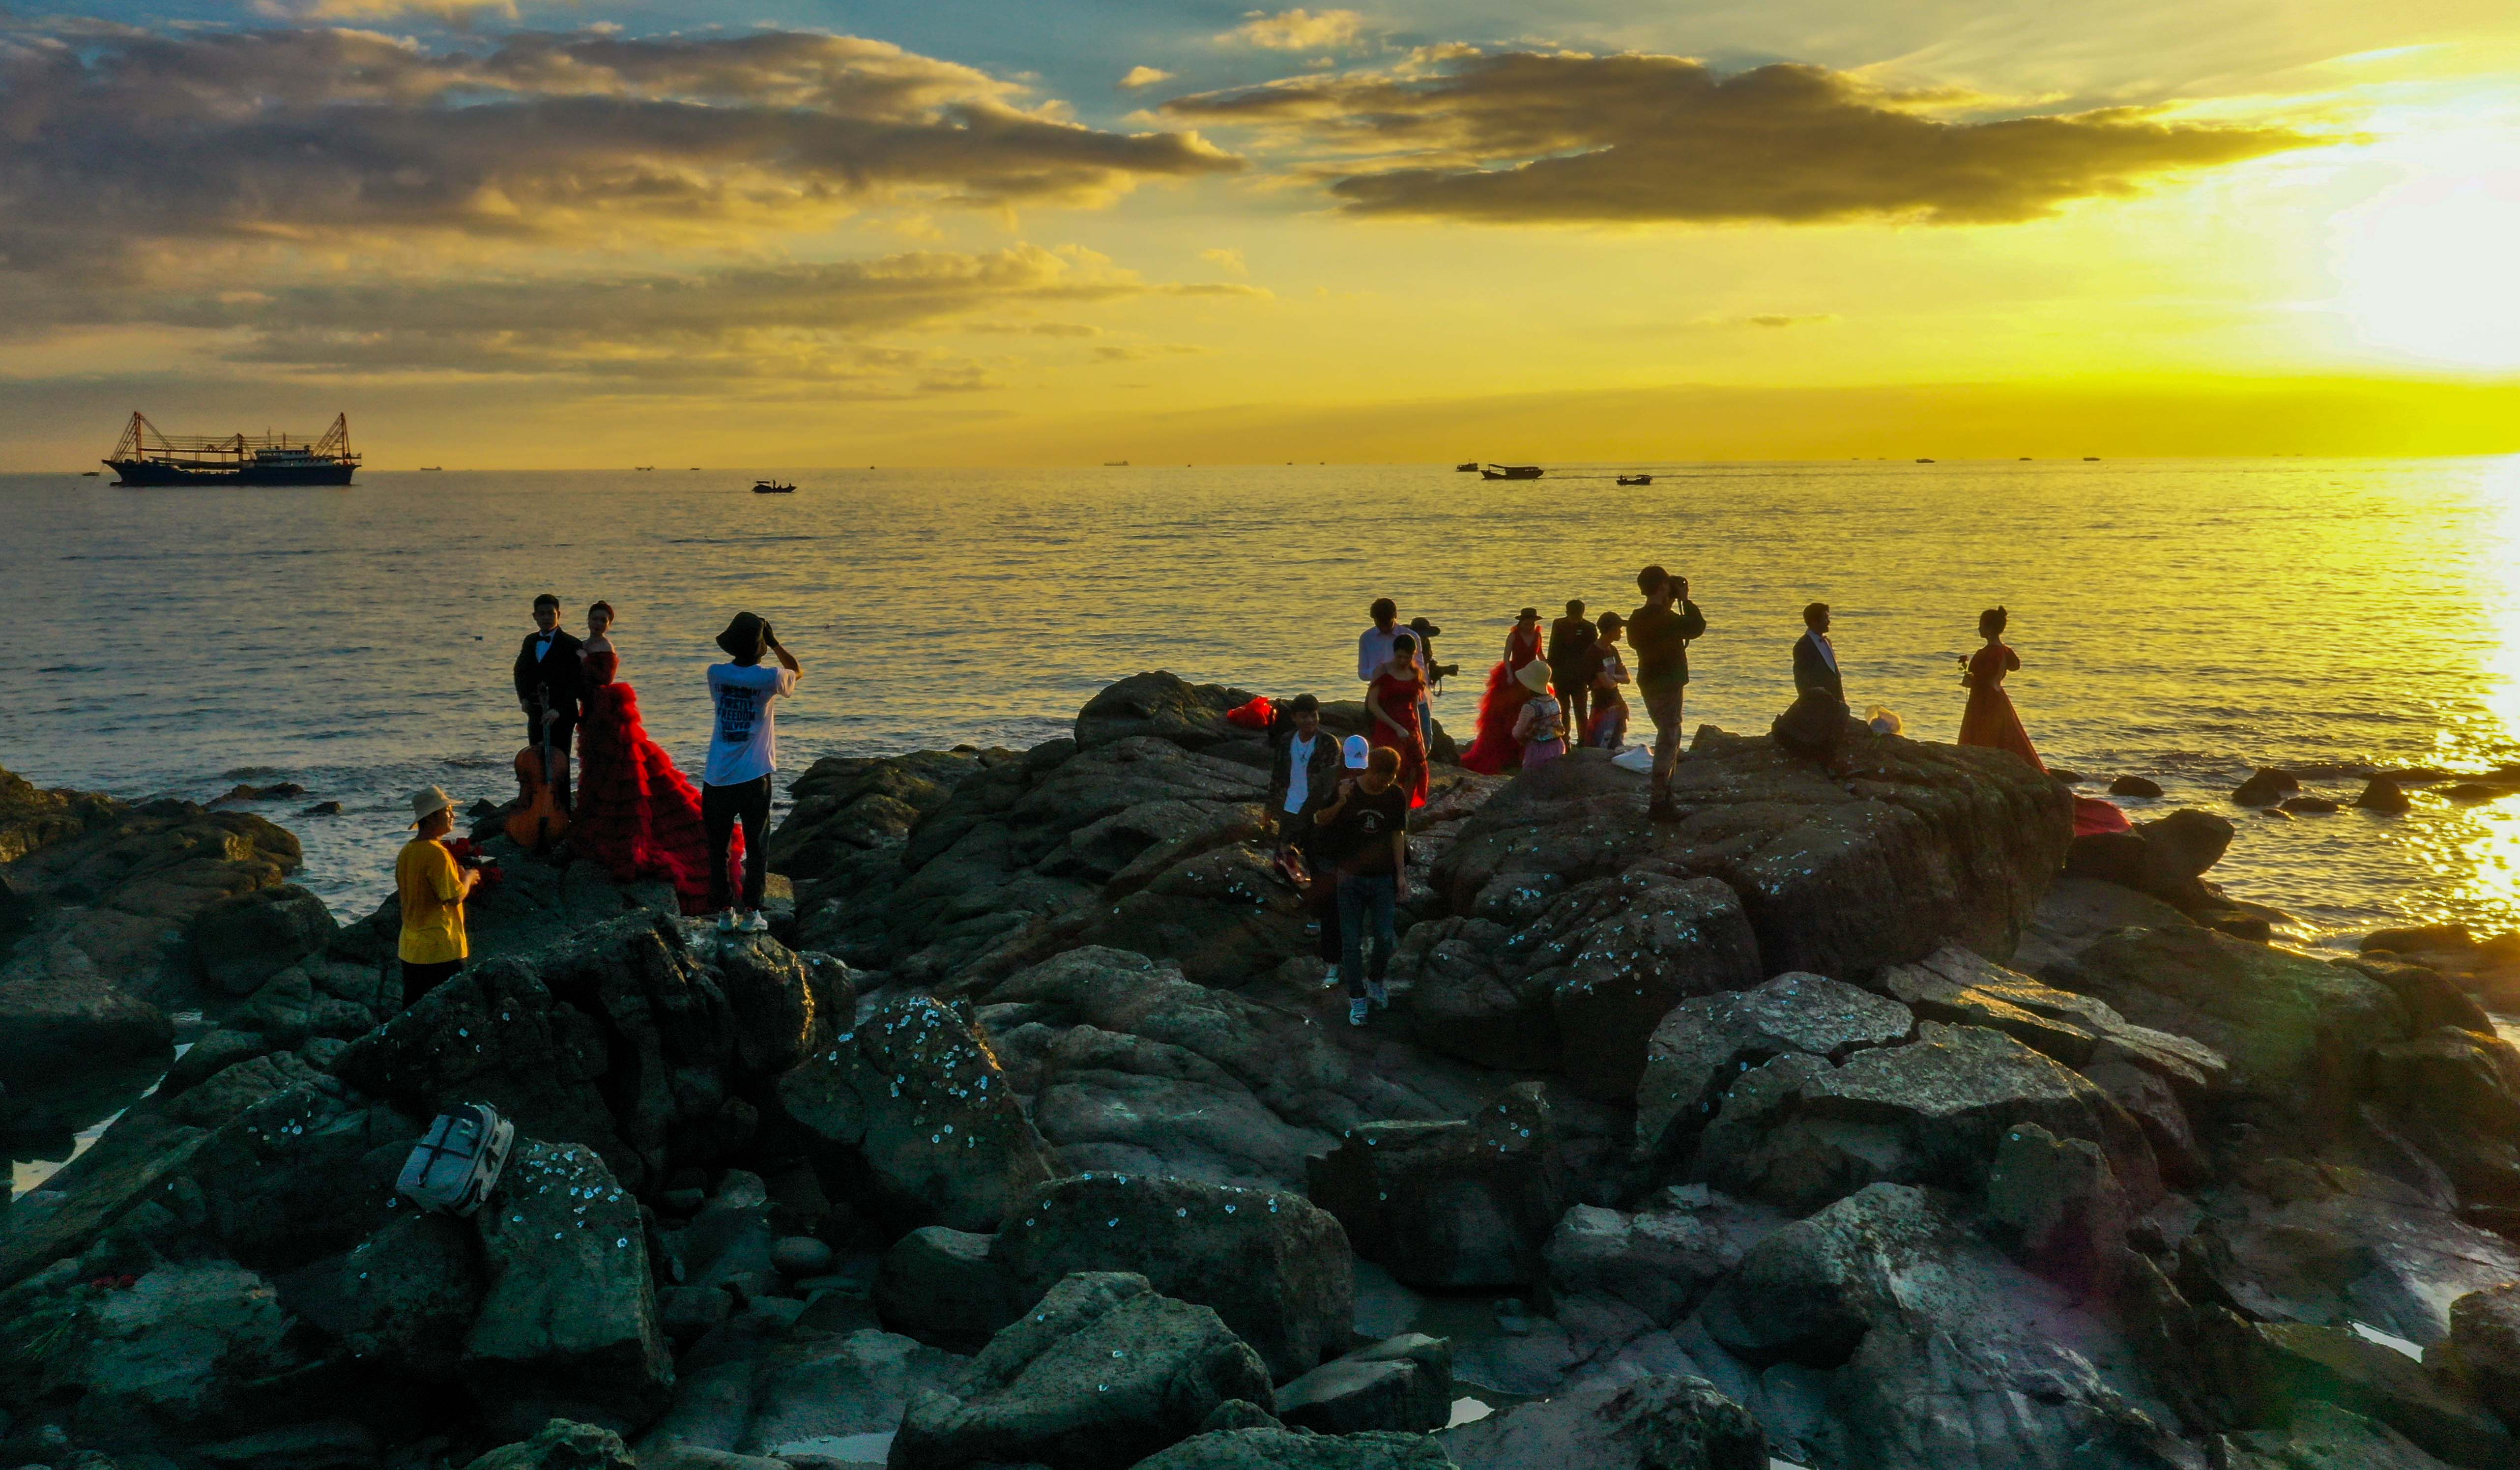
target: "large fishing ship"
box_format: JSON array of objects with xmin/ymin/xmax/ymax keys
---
[{"xmin": 103, "ymin": 411, "xmax": 359, "ymax": 486}]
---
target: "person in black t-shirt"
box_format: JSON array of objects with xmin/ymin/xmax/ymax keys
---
[{"xmin": 1312, "ymin": 744, "xmax": 1411, "ymax": 1026}]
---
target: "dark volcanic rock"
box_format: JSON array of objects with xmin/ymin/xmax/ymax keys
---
[
  {"xmin": 772, "ymin": 749, "xmax": 992, "ymax": 968},
  {"xmin": 1306, "ymin": 1082, "xmax": 1563, "ymax": 1290},
  {"xmin": 877, "ymin": 1226, "xmax": 1024, "ymax": 1354},
  {"xmin": 1696, "ymin": 1021, "xmax": 2159, "ymax": 1213},
  {"xmin": 1538, "ymin": 1188, "xmax": 1787, "ymax": 1329},
  {"xmin": 2109, "ymin": 776, "xmax": 2165, "ymax": 798},
  {"xmin": 2234, "ymin": 768, "xmax": 2302, "ymax": 807},
  {"xmin": 1441, "ymin": 1374, "xmax": 1766, "ymax": 1470},
  {"xmin": 1272, "ymin": 1333, "xmax": 1451, "ymax": 1435},
  {"xmin": 1633, "ymin": 971, "xmax": 1912, "ymax": 1174},
  {"xmin": 1873, "ymin": 944, "xmax": 2228, "ymax": 1093},
  {"xmin": 994, "ymin": 1172, "xmax": 1353, "ymax": 1382},
  {"xmin": 191, "ymin": 882, "xmax": 338, "ymax": 996},
  {"xmin": 1428, "ymin": 730, "xmax": 2070, "ymax": 983},
  {"xmin": 463, "ymin": 1418, "xmax": 637, "ymax": 1470},
  {"xmin": 2358, "ymin": 777, "xmax": 2415, "ymax": 813},
  {"xmin": 1131, "ymin": 1427, "xmax": 1452, "ymax": 1470},
  {"xmin": 2370, "ymin": 1025, "xmax": 2520, "ymax": 1204},
  {"xmin": 2448, "ymin": 1282, "xmax": 2520, "ymax": 1430},
  {"xmin": 2057, "ymin": 925, "xmax": 2408, "ymax": 1139},
  {"xmin": 1395, "ymin": 869, "xmax": 1762, "ymax": 1095},
  {"xmin": 891, "ymin": 1271, "xmax": 1273, "ymax": 1470},
  {"xmin": 776, "ymin": 992, "xmax": 1056, "ymax": 1233},
  {"xmin": 1075, "ymin": 671, "xmax": 1264, "ymax": 752}
]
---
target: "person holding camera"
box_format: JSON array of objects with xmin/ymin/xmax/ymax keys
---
[
  {"xmin": 702, "ymin": 611, "xmax": 803, "ymax": 933},
  {"xmin": 1627, "ymin": 566, "xmax": 1707, "ymax": 819}
]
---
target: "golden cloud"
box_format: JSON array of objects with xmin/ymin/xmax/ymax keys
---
[
  {"xmin": 1221, "ymin": 8, "xmax": 1368, "ymax": 53},
  {"xmin": 1161, "ymin": 49, "xmax": 2324, "ymax": 224}
]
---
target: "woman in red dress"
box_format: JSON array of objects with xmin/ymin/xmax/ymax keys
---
[
  {"xmin": 1957, "ymin": 606, "xmax": 2130, "ymax": 836},
  {"xmin": 573, "ymin": 603, "xmax": 722, "ymax": 914},
  {"xmin": 1956, "ymin": 606, "xmax": 2041, "ymax": 770},
  {"xmin": 1459, "ymin": 608, "xmax": 1545, "ymax": 775},
  {"xmin": 1366, "ymin": 634, "xmax": 1431, "ymax": 808}
]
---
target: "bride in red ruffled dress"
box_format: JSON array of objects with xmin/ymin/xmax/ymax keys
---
[
  {"xmin": 1459, "ymin": 608, "xmax": 1546, "ymax": 775},
  {"xmin": 573, "ymin": 603, "xmax": 724, "ymax": 914}
]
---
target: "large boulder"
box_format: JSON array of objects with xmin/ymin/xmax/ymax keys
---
[
  {"xmin": 890, "ymin": 1271, "xmax": 1273, "ymax": 1470},
  {"xmin": 876, "ymin": 1226, "xmax": 1025, "ymax": 1354},
  {"xmin": 191, "ymin": 883, "xmax": 338, "ymax": 996},
  {"xmin": 0, "ymin": 938, "xmax": 175, "ymax": 1085},
  {"xmin": 2370, "ymin": 1026, "xmax": 2520, "ymax": 1204},
  {"xmin": 635, "ymin": 1306, "xmax": 965, "ymax": 1463},
  {"xmin": 1429, "ymin": 731, "xmax": 2070, "ymax": 981},
  {"xmin": 1872, "ymin": 944, "xmax": 2227, "ymax": 1093},
  {"xmin": 2448, "ymin": 1283, "xmax": 2520, "ymax": 1430},
  {"xmin": 1306, "ymin": 1083, "xmax": 1565, "ymax": 1289},
  {"xmin": 1075, "ymin": 673, "xmax": 1264, "ymax": 752},
  {"xmin": 0, "ymin": 763, "xmax": 118, "ymax": 864},
  {"xmin": 995, "ymin": 1172, "xmax": 1354, "ymax": 1383},
  {"xmin": 463, "ymin": 1419, "xmax": 637, "ymax": 1470},
  {"xmin": 2057, "ymin": 925, "xmax": 2409, "ymax": 1138},
  {"xmin": 1537, "ymin": 1188, "xmax": 1788, "ymax": 1332},
  {"xmin": 1272, "ymin": 1334, "xmax": 1452, "ymax": 1435},
  {"xmin": 773, "ymin": 749, "xmax": 1002, "ymax": 967},
  {"xmin": 776, "ymin": 993, "xmax": 1057, "ymax": 1233},
  {"xmin": 1130, "ymin": 1428, "xmax": 1453, "ymax": 1470},
  {"xmin": 1696, "ymin": 1022, "xmax": 2159, "ymax": 1214},
  {"xmin": 1634, "ymin": 971, "xmax": 1912, "ymax": 1173},
  {"xmin": 463, "ymin": 1140, "xmax": 674, "ymax": 1439},
  {"xmin": 282, "ymin": 1211, "xmax": 486, "ymax": 1380},
  {"xmin": 1395, "ymin": 870, "xmax": 1762, "ymax": 1097},
  {"xmin": 1440, "ymin": 1374, "xmax": 1766, "ymax": 1470}
]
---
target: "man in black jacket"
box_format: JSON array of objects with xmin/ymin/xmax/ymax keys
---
[
  {"xmin": 1268, "ymin": 694, "xmax": 1341, "ymax": 861},
  {"xmin": 1793, "ymin": 603, "xmax": 1844, "ymax": 701},
  {"xmin": 1627, "ymin": 566, "xmax": 1708, "ymax": 819},
  {"xmin": 1545, "ymin": 599, "xmax": 1597, "ymax": 749},
  {"xmin": 512, "ymin": 592, "xmax": 584, "ymax": 808}
]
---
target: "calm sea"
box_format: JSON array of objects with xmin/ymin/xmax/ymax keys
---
[{"xmin": 4, "ymin": 460, "xmax": 2520, "ymax": 944}]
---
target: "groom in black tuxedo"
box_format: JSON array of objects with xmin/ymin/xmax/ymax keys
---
[{"xmin": 513, "ymin": 592, "xmax": 584, "ymax": 807}]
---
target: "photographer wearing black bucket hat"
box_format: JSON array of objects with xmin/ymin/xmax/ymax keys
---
[{"xmin": 701, "ymin": 611, "xmax": 802, "ymax": 933}]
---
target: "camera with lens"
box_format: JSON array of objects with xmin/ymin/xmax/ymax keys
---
[{"xmin": 1407, "ymin": 618, "xmax": 1460, "ymax": 685}]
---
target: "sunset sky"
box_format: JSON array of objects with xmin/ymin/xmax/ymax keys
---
[{"xmin": 4, "ymin": 0, "xmax": 2518, "ymax": 466}]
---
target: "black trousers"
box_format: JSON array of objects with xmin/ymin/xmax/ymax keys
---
[
  {"xmin": 1550, "ymin": 668, "xmax": 1590, "ymax": 748},
  {"xmin": 703, "ymin": 775, "xmax": 773, "ymax": 911},
  {"xmin": 522, "ymin": 715, "xmax": 577, "ymax": 808},
  {"xmin": 401, "ymin": 958, "xmax": 463, "ymax": 1009}
]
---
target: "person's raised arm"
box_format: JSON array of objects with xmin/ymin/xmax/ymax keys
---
[
  {"xmin": 1679, "ymin": 601, "xmax": 1706, "ymax": 641},
  {"xmin": 768, "ymin": 631, "xmax": 802, "ymax": 676}
]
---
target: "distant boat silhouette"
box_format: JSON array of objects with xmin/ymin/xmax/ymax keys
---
[
  {"xmin": 419, "ymin": 465, "xmax": 443, "ymax": 471},
  {"xmin": 1455, "ymin": 461, "xmax": 1478, "ymax": 472},
  {"xmin": 1105, "ymin": 460, "xmax": 1129, "ymax": 466},
  {"xmin": 2019, "ymin": 457, "xmax": 2032, "ymax": 461},
  {"xmin": 1481, "ymin": 463, "xmax": 1543, "ymax": 480},
  {"xmin": 752, "ymin": 479, "xmax": 795, "ymax": 494},
  {"xmin": 80, "ymin": 470, "xmax": 99, "ymax": 476},
  {"xmin": 2083, "ymin": 456, "xmax": 2101, "ymax": 461},
  {"xmin": 635, "ymin": 465, "xmax": 655, "ymax": 471},
  {"xmin": 1915, "ymin": 458, "xmax": 1935, "ymax": 463},
  {"xmin": 1616, "ymin": 473, "xmax": 1653, "ymax": 486}
]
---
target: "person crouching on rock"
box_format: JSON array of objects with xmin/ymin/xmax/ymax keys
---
[
  {"xmin": 398, "ymin": 786, "xmax": 480, "ymax": 1009},
  {"xmin": 1312, "ymin": 743, "xmax": 1410, "ymax": 1026},
  {"xmin": 703, "ymin": 612, "xmax": 803, "ymax": 935}
]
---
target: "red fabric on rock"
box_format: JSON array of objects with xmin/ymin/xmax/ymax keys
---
[{"xmin": 576, "ymin": 657, "xmax": 724, "ymax": 914}]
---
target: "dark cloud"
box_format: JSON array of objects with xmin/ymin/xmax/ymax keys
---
[
  {"xmin": 1160, "ymin": 50, "xmax": 2322, "ymax": 224},
  {"xmin": 0, "ymin": 25, "xmax": 1241, "ymax": 270}
]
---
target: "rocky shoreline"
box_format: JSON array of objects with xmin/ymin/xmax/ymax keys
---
[{"xmin": 7, "ymin": 671, "xmax": 2520, "ymax": 1470}]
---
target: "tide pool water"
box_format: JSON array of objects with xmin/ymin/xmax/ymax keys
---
[{"xmin": 4, "ymin": 458, "xmax": 2520, "ymax": 942}]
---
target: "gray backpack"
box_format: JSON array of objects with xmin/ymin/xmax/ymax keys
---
[{"xmin": 396, "ymin": 1103, "xmax": 516, "ymax": 1216}]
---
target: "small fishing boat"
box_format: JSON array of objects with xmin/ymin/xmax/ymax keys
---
[
  {"xmin": 1481, "ymin": 463, "xmax": 1544, "ymax": 480},
  {"xmin": 2083, "ymin": 456, "xmax": 2101, "ymax": 461},
  {"xmin": 80, "ymin": 470, "xmax": 99, "ymax": 476},
  {"xmin": 1454, "ymin": 461, "xmax": 1479, "ymax": 472},
  {"xmin": 752, "ymin": 479, "xmax": 796, "ymax": 494},
  {"xmin": 1104, "ymin": 460, "xmax": 1130, "ymax": 466},
  {"xmin": 635, "ymin": 465, "xmax": 655, "ymax": 471},
  {"xmin": 1914, "ymin": 458, "xmax": 1936, "ymax": 463},
  {"xmin": 419, "ymin": 466, "xmax": 443, "ymax": 471},
  {"xmin": 1616, "ymin": 473, "xmax": 1653, "ymax": 486}
]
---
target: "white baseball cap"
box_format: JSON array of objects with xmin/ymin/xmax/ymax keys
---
[{"xmin": 1342, "ymin": 735, "xmax": 1371, "ymax": 769}]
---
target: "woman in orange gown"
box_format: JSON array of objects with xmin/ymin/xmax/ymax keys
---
[
  {"xmin": 1365, "ymin": 634, "xmax": 1431, "ymax": 808},
  {"xmin": 1459, "ymin": 608, "xmax": 1545, "ymax": 775},
  {"xmin": 1957, "ymin": 606, "xmax": 2042, "ymax": 769}
]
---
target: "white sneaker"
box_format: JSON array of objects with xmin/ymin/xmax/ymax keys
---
[
  {"xmin": 744, "ymin": 911, "xmax": 770, "ymax": 934},
  {"xmin": 1348, "ymin": 999, "xmax": 1368, "ymax": 1027},
  {"xmin": 715, "ymin": 910, "xmax": 739, "ymax": 933},
  {"xmin": 1367, "ymin": 980, "xmax": 1390, "ymax": 1010},
  {"xmin": 1321, "ymin": 964, "xmax": 1342, "ymax": 990}
]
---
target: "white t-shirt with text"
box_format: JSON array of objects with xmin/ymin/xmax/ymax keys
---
[{"xmin": 704, "ymin": 663, "xmax": 800, "ymax": 786}]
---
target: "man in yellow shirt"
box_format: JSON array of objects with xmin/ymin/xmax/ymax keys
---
[{"xmin": 398, "ymin": 786, "xmax": 480, "ymax": 1007}]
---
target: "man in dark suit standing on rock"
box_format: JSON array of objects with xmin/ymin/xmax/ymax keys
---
[
  {"xmin": 1546, "ymin": 599, "xmax": 1597, "ymax": 749},
  {"xmin": 513, "ymin": 592, "xmax": 584, "ymax": 809}
]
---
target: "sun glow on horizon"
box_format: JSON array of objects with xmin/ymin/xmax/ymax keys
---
[{"xmin": 2331, "ymin": 131, "xmax": 2520, "ymax": 370}]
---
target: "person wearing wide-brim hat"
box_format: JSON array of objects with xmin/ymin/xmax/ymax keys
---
[
  {"xmin": 701, "ymin": 611, "xmax": 804, "ymax": 935},
  {"xmin": 1510, "ymin": 658, "xmax": 1568, "ymax": 769},
  {"xmin": 396, "ymin": 786, "xmax": 480, "ymax": 1009}
]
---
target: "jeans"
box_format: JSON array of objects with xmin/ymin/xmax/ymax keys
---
[
  {"xmin": 1337, "ymin": 872, "xmax": 1397, "ymax": 998},
  {"xmin": 1645, "ymin": 685, "xmax": 1686, "ymax": 801},
  {"xmin": 1416, "ymin": 701, "xmax": 1434, "ymax": 750},
  {"xmin": 702, "ymin": 774, "xmax": 773, "ymax": 910},
  {"xmin": 401, "ymin": 958, "xmax": 463, "ymax": 1009}
]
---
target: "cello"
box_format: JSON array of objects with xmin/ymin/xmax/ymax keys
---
[{"xmin": 506, "ymin": 692, "xmax": 572, "ymax": 851}]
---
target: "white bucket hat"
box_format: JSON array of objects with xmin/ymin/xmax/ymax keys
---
[{"xmin": 407, "ymin": 786, "xmax": 458, "ymax": 826}]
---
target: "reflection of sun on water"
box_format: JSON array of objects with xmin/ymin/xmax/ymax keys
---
[{"xmin": 2435, "ymin": 457, "xmax": 2520, "ymax": 923}]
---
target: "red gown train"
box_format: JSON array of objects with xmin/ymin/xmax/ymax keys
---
[
  {"xmin": 574, "ymin": 651, "xmax": 726, "ymax": 914},
  {"xmin": 1459, "ymin": 625, "xmax": 1543, "ymax": 775},
  {"xmin": 1956, "ymin": 642, "xmax": 2128, "ymax": 836}
]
